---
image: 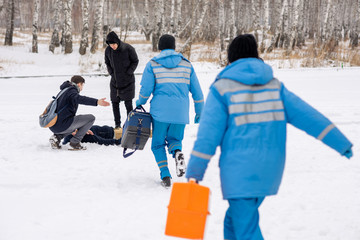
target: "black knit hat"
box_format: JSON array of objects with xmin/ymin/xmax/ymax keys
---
[
  {"xmin": 158, "ymin": 34, "xmax": 176, "ymax": 50},
  {"xmin": 227, "ymin": 34, "xmax": 259, "ymax": 63}
]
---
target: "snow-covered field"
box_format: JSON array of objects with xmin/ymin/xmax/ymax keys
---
[{"xmin": 0, "ymin": 36, "xmax": 359, "ymax": 240}]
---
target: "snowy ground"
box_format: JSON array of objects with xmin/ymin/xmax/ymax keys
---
[{"xmin": 0, "ymin": 35, "xmax": 360, "ymax": 240}]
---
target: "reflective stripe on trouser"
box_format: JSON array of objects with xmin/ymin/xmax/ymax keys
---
[
  {"xmin": 224, "ymin": 197, "xmax": 265, "ymax": 240},
  {"xmin": 151, "ymin": 120, "xmax": 185, "ymax": 179}
]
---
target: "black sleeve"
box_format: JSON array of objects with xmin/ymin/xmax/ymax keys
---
[
  {"xmin": 104, "ymin": 47, "xmax": 113, "ymax": 76},
  {"xmin": 126, "ymin": 46, "xmax": 139, "ymax": 75}
]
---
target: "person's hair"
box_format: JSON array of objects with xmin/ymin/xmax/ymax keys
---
[
  {"xmin": 227, "ymin": 34, "xmax": 259, "ymax": 63},
  {"xmin": 158, "ymin": 34, "xmax": 176, "ymax": 51},
  {"xmin": 71, "ymin": 75, "xmax": 85, "ymax": 84}
]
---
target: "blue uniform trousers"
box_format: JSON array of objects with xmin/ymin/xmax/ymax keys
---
[
  {"xmin": 151, "ymin": 120, "xmax": 185, "ymax": 179},
  {"xmin": 224, "ymin": 197, "xmax": 265, "ymax": 240}
]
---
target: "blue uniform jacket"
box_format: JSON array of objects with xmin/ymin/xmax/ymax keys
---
[
  {"xmin": 50, "ymin": 81, "xmax": 98, "ymax": 133},
  {"xmin": 186, "ymin": 58, "xmax": 353, "ymax": 199},
  {"xmin": 138, "ymin": 50, "xmax": 204, "ymax": 124}
]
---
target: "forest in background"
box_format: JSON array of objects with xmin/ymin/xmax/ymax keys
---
[{"xmin": 1, "ymin": 0, "xmax": 360, "ymax": 67}]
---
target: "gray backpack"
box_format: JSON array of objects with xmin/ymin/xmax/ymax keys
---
[{"xmin": 39, "ymin": 87, "xmax": 69, "ymax": 128}]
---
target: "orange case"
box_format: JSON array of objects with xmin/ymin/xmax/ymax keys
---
[{"xmin": 165, "ymin": 180, "xmax": 210, "ymax": 239}]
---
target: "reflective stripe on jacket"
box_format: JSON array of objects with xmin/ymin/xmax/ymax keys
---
[
  {"xmin": 186, "ymin": 58, "xmax": 352, "ymax": 199},
  {"xmin": 138, "ymin": 50, "xmax": 204, "ymax": 124}
]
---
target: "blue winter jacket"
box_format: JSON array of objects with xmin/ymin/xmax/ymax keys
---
[
  {"xmin": 50, "ymin": 81, "xmax": 98, "ymax": 133},
  {"xmin": 137, "ymin": 50, "xmax": 204, "ymax": 124},
  {"xmin": 185, "ymin": 58, "xmax": 353, "ymax": 199}
]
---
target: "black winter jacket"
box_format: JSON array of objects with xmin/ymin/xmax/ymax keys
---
[
  {"xmin": 49, "ymin": 81, "xmax": 98, "ymax": 133},
  {"xmin": 105, "ymin": 31, "xmax": 139, "ymax": 101}
]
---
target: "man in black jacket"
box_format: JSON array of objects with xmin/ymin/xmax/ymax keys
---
[
  {"xmin": 49, "ymin": 75, "xmax": 110, "ymax": 150},
  {"xmin": 105, "ymin": 31, "xmax": 139, "ymax": 129}
]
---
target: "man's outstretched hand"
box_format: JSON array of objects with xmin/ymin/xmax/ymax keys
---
[{"xmin": 98, "ymin": 98, "xmax": 110, "ymax": 106}]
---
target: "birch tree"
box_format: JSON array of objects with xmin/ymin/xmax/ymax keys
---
[
  {"xmin": 267, "ymin": 0, "xmax": 289, "ymax": 52},
  {"xmin": 230, "ymin": 0, "xmax": 236, "ymax": 40},
  {"xmin": 90, "ymin": 0, "xmax": 104, "ymax": 54},
  {"xmin": 152, "ymin": 0, "xmax": 163, "ymax": 51},
  {"xmin": 32, "ymin": 0, "xmax": 40, "ymax": 53},
  {"xmin": 180, "ymin": 0, "xmax": 210, "ymax": 57},
  {"xmin": 79, "ymin": 0, "xmax": 89, "ymax": 55},
  {"xmin": 63, "ymin": 0, "xmax": 74, "ymax": 54},
  {"xmin": 103, "ymin": 0, "xmax": 110, "ymax": 48},
  {"xmin": 218, "ymin": 0, "xmax": 225, "ymax": 52},
  {"xmin": 176, "ymin": 0, "xmax": 183, "ymax": 33},
  {"xmin": 49, "ymin": 0, "xmax": 61, "ymax": 53},
  {"xmin": 260, "ymin": 0, "xmax": 270, "ymax": 53},
  {"xmin": 290, "ymin": 0, "xmax": 301, "ymax": 49},
  {"xmin": 4, "ymin": 0, "xmax": 15, "ymax": 46}
]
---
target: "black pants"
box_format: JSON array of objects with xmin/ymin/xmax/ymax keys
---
[{"xmin": 112, "ymin": 100, "xmax": 133, "ymax": 127}]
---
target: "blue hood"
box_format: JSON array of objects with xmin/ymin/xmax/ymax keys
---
[
  {"xmin": 217, "ymin": 58, "xmax": 274, "ymax": 85},
  {"xmin": 152, "ymin": 50, "xmax": 186, "ymax": 68}
]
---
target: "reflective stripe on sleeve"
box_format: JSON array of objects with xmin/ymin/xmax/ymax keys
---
[
  {"xmin": 234, "ymin": 111, "xmax": 285, "ymax": 126},
  {"xmin": 194, "ymin": 99, "xmax": 204, "ymax": 103},
  {"xmin": 191, "ymin": 150, "xmax": 213, "ymax": 160},
  {"xmin": 140, "ymin": 93, "xmax": 150, "ymax": 99},
  {"xmin": 317, "ymin": 123, "xmax": 335, "ymax": 140}
]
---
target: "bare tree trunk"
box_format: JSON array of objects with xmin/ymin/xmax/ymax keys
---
[
  {"xmin": 152, "ymin": 0, "xmax": 163, "ymax": 51},
  {"xmin": 32, "ymin": 0, "xmax": 40, "ymax": 53},
  {"xmin": 143, "ymin": 0, "xmax": 153, "ymax": 41},
  {"xmin": 267, "ymin": 0, "xmax": 289, "ymax": 52},
  {"xmin": 79, "ymin": 0, "xmax": 89, "ymax": 55},
  {"xmin": 180, "ymin": 0, "xmax": 210, "ymax": 57},
  {"xmin": 260, "ymin": 0, "xmax": 270, "ymax": 53},
  {"xmin": 63, "ymin": 0, "xmax": 74, "ymax": 54},
  {"xmin": 49, "ymin": 0, "xmax": 61, "ymax": 53},
  {"xmin": 176, "ymin": 0, "xmax": 182, "ymax": 33},
  {"xmin": 230, "ymin": 0, "xmax": 236, "ymax": 40},
  {"xmin": 170, "ymin": 0, "xmax": 175, "ymax": 33},
  {"xmin": 218, "ymin": 0, "xmax": 225, "ymax": 64},
  {"xmin": 90, "ymin": 0, "xmax": 104, "ymax": 54},
  {"xmin": 290, "ymin": 0, "xmax": 301, "ymax": 50},
  {"xmin": 4, "ymin": 0, "xmax": 15, "ymax": 46},
  {"xmin": 251, "ymin": 0, "xmax": 261, "ymax": 43},
  {"xmin": 218, "ymin": 0, "xmax": 225, "ymax": 52},
  {"xmin": 103, "ymin": 0, "xmax": 111, "ymax": 48}
]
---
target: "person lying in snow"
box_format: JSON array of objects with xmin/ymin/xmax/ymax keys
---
[
  {"xmin": 185, "ymin": 34, "xmax": 353, "ymax": 240},
  {"xmin": 62, "ymin": 125, "xmax": 122, "ymax": 146}
]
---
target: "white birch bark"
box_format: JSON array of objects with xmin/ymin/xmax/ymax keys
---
[
  {"xmin": 290, "ymin": 0, "xmax": 300, "ymax": 49},
  {"xmin": 103, "ymin": 0, "xmax": 110, "ymax": 48},
  {"xmin": 230, "ymin": 0, "xmax": 236, "ymax": 40},
  {"xmin": 260, "ymin": 0, "xmax": 270, "ymax": 53},
  {"xmin": 267, "ymin": 0, "xmax": 288, "ymax": 52},
  {"xmin": 32, "ymin": 0, "xmax": 40, "ymax": 53},
  {"xmin": 63, "ymin": 0, "xmax": 74, "ymax": 54},
  {"xmin": 152, "ymin": 0, "xmax": 163, "ymax": 51},
  {"xmin": 79, "ymin": 0, "xmax": 89, "ymax": 55},
  {"xmin": 170, "ymin": 0, "xmax": 175, "ymax": 33},
  {"xmin": 251, "ymin": 0, "xmax": 261, "ymax": 42},
  {"xmin": 180, "ymin": 0, "xmax": 210, "ymax": 56},
  {"xmin": 143, "ymin": 0, "xmax": 153, "ymax": 41},
  {"xmin": 90, "ymin": 0, "xmax": 104, "ymax": 54},
  {"xmin": 218, "ymin": 0, "xmax": 225, "ymax": 52},
  {"xmin": 176, "ymin": 0, "xmax": 182, "ymax": 33},
  {"xmin": 49, "ymin": 0, "xmax": 61, "ymax": 53},
  {"xmin": 321, "ymin": 0, "xmax": 332, "ymax": 44},
  {"xmin": 4, "ymin": 0, "xmax": 15, "ymax": 46}
]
